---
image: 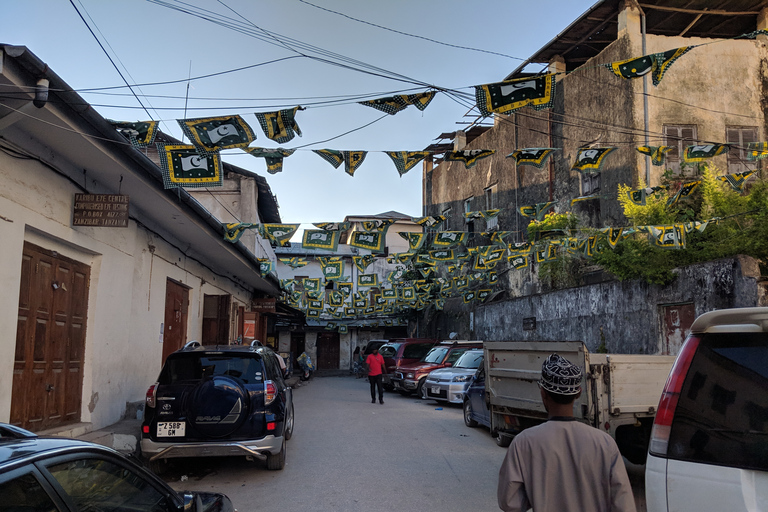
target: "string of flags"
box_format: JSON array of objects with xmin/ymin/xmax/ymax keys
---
[{"xmin": 107, "ymin": 30, "xmax": 768, "ymax": 189}]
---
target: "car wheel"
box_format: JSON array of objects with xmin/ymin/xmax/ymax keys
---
[
  {"xmin": 464, "ymin": 400, "xmax": 478, "ymax": 428},
  {"xmin": 266, "ymin": 440, "xmax": 286, "ymax": 470},
  {"xmin": 144, "ymin": 456, "xmax": 170, "ymax": 476},
  {"xmin": 494, "ymin": 431, "xmax": 512, "ymax": 448},
  {"xmin": 187, "ymin": 375, "xmax": 249, "ymax": 438},
  {"xmin": 415, "ymin": 378, "xmax": 426, "ymax": 398},
  {"xmin": 283, "ymin": 402, "xmax": 294, "ymax": 441}
]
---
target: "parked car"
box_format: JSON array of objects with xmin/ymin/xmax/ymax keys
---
[
  {"xmin": 462, "ymin": 365, "xmax": 510, "ymax": 447},
  {"xmin": 646, "ymin": 307, "xmax": 768, "ymax": 512},
  {"xmin": 361, "ymin": 339, "xmax": 388, "ymax": 356},
  {"xmin": 378, "ymin": 338, "xmax": 438, "ymax": 389},
  {"xmin": 141, "ymin": 341, "xmax": 294, "ymax": 472},
  {"xmin": 392, "ymin": 340, "xmax": 483, "ymax": 396},
  {"xmin": 0, "ymin": 423, "xmax": 234, "ymax": 511},
  {"xmin": 424, "ymin": 348, "xmax": 484, "ymax": 403}
]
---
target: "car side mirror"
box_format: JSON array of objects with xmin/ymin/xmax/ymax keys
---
[{"xmin": 183, "ymin": 493, "xmax": 203, "ymax": 511}]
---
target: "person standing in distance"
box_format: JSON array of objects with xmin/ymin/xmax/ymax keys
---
[
  {"xmin": 366, "ymin": 346, "xmax": 386, "ymax": 404},
  {"xmin": 497, "ymin": 354, "xmax": 636, "ymax": 512}
]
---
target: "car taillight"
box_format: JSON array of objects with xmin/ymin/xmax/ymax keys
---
[
  {"xmin": 145, "ymin": 383, "xmax": 158, "ymax": 408},
  {"xmin": 267, "ymin": 422, "xmax": 276, "ymax": 431},
  {"xmin": 649, "ymin": 335, "xmax": 700, "ymax": 455},
  {"xmin": 265, "ymin": 380, "xmax": 277, "ymax": 405}
]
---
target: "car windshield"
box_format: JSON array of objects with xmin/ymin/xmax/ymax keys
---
[
  {"xmin": 161, "ymin": 354, "xmax": 263, "ymax": 385},
  {"xmin": 454, "ymin": 351, "xmax": 483, "ymax": 369},
  {"xmin": 378, "ymin": 344, "xmax": 399, "ymax": 358},
  {"xmin": 422, "ymin": 347, "xmax": 449, "ymax": 363}
]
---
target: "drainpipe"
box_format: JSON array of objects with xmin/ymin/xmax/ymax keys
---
[{"xmin": 638, "ymin": 3, "xmax": 651, "ymax": 185}]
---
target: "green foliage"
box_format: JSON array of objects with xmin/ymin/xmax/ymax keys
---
[{"xmin": 527, "ymin": 211, "xmax": 578, "ymax": 240}]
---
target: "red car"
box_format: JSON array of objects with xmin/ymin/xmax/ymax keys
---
[
  {"xmin": 392, "ymin": 340, "xmax": 482, "ymax": 396},
  {"xmin": 378, "ymin": 338, "xmax": 437, "ymax": 390}
]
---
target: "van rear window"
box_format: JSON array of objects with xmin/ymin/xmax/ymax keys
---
[
  {"xmin": 402, "ymin": 343, "xmax": 434, "ymax": 360},
  {"xmin": 667, "ymin": 332, "xmax": 768, "ymax": 470},
  {"xmin": 161, "ymin": 354, "xmax": 264, "ymax": 385}
]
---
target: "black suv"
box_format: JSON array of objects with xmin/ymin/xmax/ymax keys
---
[
  {"xmin": 0, "ymin": 423, "xmax": 233, "ymax": 511},
  {"xmin": 141, "ymin": 342, "xmax": 294, "ymax": 471}
]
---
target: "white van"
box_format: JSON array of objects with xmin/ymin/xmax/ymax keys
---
[{"xmin": 646, "ymin": 307, "xmax": 768, "ymax": 512}]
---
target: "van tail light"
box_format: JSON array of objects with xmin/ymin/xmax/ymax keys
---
[
  {"xmin": 265, "ymin": 381, "xmax": 277, "ymax": 405},
  {"xmin": 145, "ymin": 383, "xmax": 158, "ymax": 409},
  {"xmin": 649, "ymin": 335, "xmax": 700, "ymax": 455}
]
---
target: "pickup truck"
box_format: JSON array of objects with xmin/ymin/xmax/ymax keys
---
[{"xmin": 483, "ymin": 341, "xmax": 675, "ymax": 464}]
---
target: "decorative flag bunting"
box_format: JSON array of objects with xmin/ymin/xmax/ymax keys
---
[
  {"xmin": 462, "ymin": 291, "xmax": 476, "ymax": 304},
  {"xmin": 255, "ymin": 107, "xmax": 302, "ymax": 144},
  {"xmin": 359, "ymin": 91, "xmax": 436, "ymax": 115},
  {"xmin": 570, "ymin": 195, "xmax": 602, "ymax": 206},
  {"xmin": 259, "ymin": 224, "xmax": 299, "ymax": 247},
  {"xmin": 747, "ymin": 142, "xmax": 768, "ymax": 160},
  {"xmin": 627, "ymin": 186, "xmax": 669, "ymax": 206},
  {"xmin": 444, "ymin": 150, "xmax": 495, "ymax": 169},
  {"xmin": 257, "ymin": 259, "xmax": 273, "ymax": 277},
  {"xmin": 382, "ymin": 289, "xmax": 397, "ymax": 299},
  {"xmin": 475, "ymin": 74, "xmax": 556, "ymax": 116},
  {"xmin": 432, "ymin": 231, "xmax": 467, "ymax": 247},
  {"xmin": 302, "ymin": 278, "xmax": 321, "ymax": 293},
  {"xmin": 418, "ymin": 266, "xmax": 435, "ymax": 279},
  {"xmin": 178, "ymin": 115, "xmax": 255, "ymax": 156},
  {"xmin": 278, "ymin": 257, "xmax": 308, "ymax": 269},
  {"xmin": 349, "ymin": 230, "xmax": 386, "ymax": 253},
  {"xmin": 302, "ymin": 229, "xmax": 340, "ymax": 251},
  {"xmin": 667, "ymin": 181, "xmax": 701, "ymax": 206},
  {"xmin": 636, "ymin": 146, "xmax": 674, "ymax": 166},
  {"xmin": 684, "ymin": 144, "xmax": 730, "ymax": 162},
  {"xmin": 484, "ymin": 231, "xmax": 514, "ymax": 247},
  {"xmin": 361, "ymin": 219, "xmax": 396, "ymax": 232},
  {"xmin": 385, "ymin": 151, "xmax": 431, "ymax": 176},
  {"xmin": 398, "ymin": 232, "xmax": 426, "ymax": 251},
  {"xmin": 651, "ymin": 47, "xmax": 692, "ymax": 86},
  {"xmin": 507, "ymin": 148, "xmax": 559, "ymax": 168},
  {"xmin": 412, "ymin": 215, "xmax": 446, "ymax": 229},
  {"xmin": 718, "ymin": 171, "xmax": 756, "ymax": 192},
  {"xmin": 489, "ymin": 272, "xmax": 499, "ymax": 285},
  {"xmin": 313, "ymin": 149, "xmax": 344, "ymax": 168},
  {"xmin": 519, "ymin": 201, "xmax": 557, "ymax": 221},
  {"xmin": 477, "ymin": 289, "xmax": 492, "ymax": 301},
  {"xmin": 318, "ymin": 257, "xmax": 344, "ymax": 280},
  {"xmin": 454, "ymin": 277, "xmax": 469, "ymax": 290},
  {"xmin": 386, "ymin": 268, "xmax": 406, "ymax": 282},
  {"xmin": 109, "ymin": 120, "xmax": 158, "ymax": 147},
  {"xmin": 223, "ymin": 222, "xmax": 257, "ymax": 243},
  {"xmin": 572, "ymin": 147, "xmax": 616, "ymax": 172},
  {"xmin": 604, "ymin": 47, "xmax": 692, "ymax": 86},
  {"xmin": 353, "ymin": 254, "xmax": 375, "ymax": 273},
  {"xmin": 337, "ymin": 282, "xmax": 353, "ymax": 296},
  {"xmin": 401, "ymin": 287, "xmax": 415, "ymax": 300},
  {"xmin": 342, "ymin": 151, "xmax": 368, "ymax": 176},
  {"xmin": 604, "ymin": 227, "xmax": 625, "ymax": 249},
  {"xmin": 314, "ymin": 222, "xmax": 351, "ymax": 231},
  {"xmin": 465, "ymin": 209, "xmax": 501, "ymax": 220},
  {"xmin": 307, "ymin": 299, "xmax": 324, "ymax": 310},
  {"xmin": 509, "ymin": 254, "xmax": 529, "ymax": 269},
  {"xmin": 157, "ymin": 144, "xmax": 222, "ymax": 189},
  {"xmin": 358, "ymin": 274, "xmax": 379, "ymax": 287},
  {"xmin": 244, "ymin": 147, "xmax": 296, "ymax": 174},
  {"xmin": 307, "ymin": 310, "xmax": 320, "ymax": 318},
  {"xmin": 429, "ymin": 249, "xmax": 455, "ymax": 261},
  {"xmin": 648, "ymin": 225, "xmax": 686, "ymax": 249}
]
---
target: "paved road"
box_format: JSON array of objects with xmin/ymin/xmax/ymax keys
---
[{"xmin": 163, "ymin": 375, "xmax": 507, "ymax": 511}]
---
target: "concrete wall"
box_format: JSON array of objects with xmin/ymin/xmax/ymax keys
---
[
  {"xmin": 0, "ymin": 150, "xmax": 252, "ymax": 430},
  {"xmin": 423, "ymin": 256, "xmax": 766, "ymax": 354}
]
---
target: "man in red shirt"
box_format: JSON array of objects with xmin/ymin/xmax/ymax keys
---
[{"xmin": 365, "ymin": 347, "xmax": 386, "ymax": 404}]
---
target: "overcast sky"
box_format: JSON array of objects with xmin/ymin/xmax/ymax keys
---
[{"xmin": 2, "ymin": 0, "xmax": 594, "ymax": 232}]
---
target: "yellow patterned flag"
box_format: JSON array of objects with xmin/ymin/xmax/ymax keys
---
[
  {"xmin": 475, "ymin": 74, "xmax": 556, "ymax": 115},
  {"xmin": 255, "ymin": 106, "xmax": 302, "ymax": 144}
]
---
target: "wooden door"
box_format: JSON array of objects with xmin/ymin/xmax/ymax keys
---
[
  {"xmin": 661, "ymin": 303, "xmax": 696, "ymax": 355},
  {"xmin": 201, "ymin": 294, "xmax": 230, "ymax": 345},
  {"xmin": 12, "ymin": 243, "xmax": 90, "ymax": 431},
  {"xmin": 162, "ymin": 280, "xmax": 189, "ymax": 363},
  {"xmin": 316, "ymin": 332, "xmax": 340, "ymax": 370},
  {"xmin": 290, "ymin": 332, "xmax": 305, "ymax": 367}
]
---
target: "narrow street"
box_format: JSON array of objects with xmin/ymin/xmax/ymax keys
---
[
  {"xmin": 164, "ymin": 375, "xmax": 506, "ymax": 511},
  {"xmin": 162, "ymin": 375, "xmax": 647, "ymax": 511}
]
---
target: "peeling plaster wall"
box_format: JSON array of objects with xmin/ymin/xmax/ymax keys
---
[{"xmin": 429, "ymin": 256, "xmax": 767, "ymax": 354}]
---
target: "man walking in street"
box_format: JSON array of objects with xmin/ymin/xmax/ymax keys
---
[
  {"xmin": 497, "ymin": 354, "xmax": 636, "ymax": 512},
  {"xmin": 366, "ymin": 346, "xmax": 386, "ymax": 404}
]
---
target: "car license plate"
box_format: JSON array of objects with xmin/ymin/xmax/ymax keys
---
[
  {"xmin": 157, "ymin": 422, "xmax": 185, "ymax": 437},
  {"xmin": 431, "ymin": 386, "xmax": 440, "ymax": 395}
]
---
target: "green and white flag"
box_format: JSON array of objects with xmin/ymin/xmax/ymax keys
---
[
  {"xmin": 359, "ymin": 91, "xmax": 436, "ymax": 115},
  {"xmin": 255, "ymin": 106, "xmax": 302, "ymax": 144},
  {"xmin": 313, "ymin": 221, "xmax": 351, "ymax": 231},
  {"xmin": 684, "ymin": 144, "xmax": 729, "ymax": 162},
  {"xmin": 178, "ymin": 115, "xmax": 256, "ymax": 156},
  {"xmin": 382, "ymin": 289, "xmax": 398, "ymax": 299},
  {"xmin": 302, "ymin": 278, "xmax": 321, "ymax": 293},
  {"xmin": 385, "ymin": 151, "xmax": 431, "ymax": 176},
  {"xmin": 259, "ymin": 224, "xmax": 300, "ymax": 247},
  {"xmin": 338, "ymin": 325, "xmax": 349, "ymax": 334},
  {"xmin": 398, "ymin": 232, "xmax": 426, "ymax": 252},
  {"xmin": 157, "ymin": 144, "xmax": 222, "ymax": 189},
  {"xmin": 361, "ymin": 219, "xmax": 396, "ymax": 232},
  {"xmin": 328, "ymin": 291, "xmax": 345, "ymax": 308},
  {"xmin": 350, "ymin": 231, "xmax": 385, "ymax": 253},
  {"xmin": 302, "ymin": 229, "xmax": 340, "ymax": 251},
  {"xmin": 648, "ymin": 225, "xmax": 685, "ymax": 249},
  {"xmin": 509, "ymin": 254, "xmax": 529, "ymax": 269},
  {"xmin": 572, "ymin": 147, "xmax": 616, "ymax": 172},
  {"xmin": 354, "ymin": 298, "xmax": 367, "ymax": 308},
  {"xmin": 278, "ymin": 257, "xmax": 308, "ymax": 269},
  {"xmin": 506, "ymin": 148, "xmax": 559, "ymax": 168},
  {"xmin": 357, "ymin": 274, "xmax": 379, "ymax": 287},
  {"xmin": 717, "ymin": 170, "xmax": 756, "ymax": 192},
  {"xmin": 462, "ymin": 290, "xmax": 476, "ymax": 304},
  {"xmin": 475, "ymin": 74, "xmax": 556, "ymax": 116},
  {"xmin": 489, "ymin": 272, "xmax": 499, "ymax": 285},
  {"xmin": 477, "ymin": 289, "xmax": 492, "ymax": 301},
  {"xmin": 223, "ymin": 222, "xmax": 257, "ymax": 243},
  {"xmin": 429, "ymin": 249, "xmax": 455, "ymax": 261},
  {"xmin": 412, "ymin": 215, "xmax": 446, "ymax": 229},
  {"xmin": 667, "ymin": 181, "xmax": 701, "ymax": 206},
  {"xmin": 651, "ymin": 47, "xmax": 692, "ymax": 86},
  {"xmin": 627, "ymin": 186, "xmax": 669, "ymax": 206},
  {"xmin": 337, "ymin": 282, "xmax": 353, "ymax": 296},
  {"xmin": 386, "ymin": 268, "xmax": 407, "ymax": 282},
  {"xmin": 636, "ymin": 146, "xmax": 673, "ymax": 166},
  {"xmin": 401, "ymin": 287, "xmax": 416, "ymax": 300},
  {"xmin": 519, "ymin": 201, "xmax": 557, "ymax": 221},
  {"xmin": 307, "ymin": 299, "xmax": 324, "ymax": 311},
  {"xmin": 319, "ymin": 257, "xmax": 343, "ymax": 280},
  {"xmin": 257, "ymin": 258, "xmax": 274, "ymax": 277},
  {"xmin": 306, "ymin": 309, "xmax": 320, "ymax": 318},
  {"xmin": 605, "ymin": 54, "xmax": 654, "ymax": 79},
  {"xmin": 109, "ymin": 120, "xmax": 159, "ymax": 147},
  {"xmin": 432, "ymin": 231, "xmax": 466, "ymax": 247},
  {"xmin": 244, "ymin": 147, "xmax": 296, "ymax": 174},
  {"xmin": 454, "ymin": 277, "xmax": 469, "ymax": 290},
  {"xmin": 445, "ymin": 150, "xmax": 495, "ymax": 169},
  {"xmin": 353, "ymin": 254, "xmax": 376, "ymax": 273}
]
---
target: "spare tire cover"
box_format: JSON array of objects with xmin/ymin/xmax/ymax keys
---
[{"xmin": 188, "ymin": 376, "xmax": 249, "ymax": 438}]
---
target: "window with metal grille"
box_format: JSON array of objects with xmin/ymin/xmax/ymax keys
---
[
  {"xmin": 441, "ymin": 207, "xmax": 451, "ymax": 231},
  {"xmin": 582, "ymin": 172, "xmax": 601, "ymax": 195},
  {"xmin": 664, "ymin": 125, "xmax": 698, "ymax": 175},
  {"xmin": 726, "ymin": 126, "xmax": 758, "ymax": 174}
]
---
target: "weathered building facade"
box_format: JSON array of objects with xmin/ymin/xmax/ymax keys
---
[{"xmin": 421, "ymin": 1, "xmax": 768, "ymax": 352}]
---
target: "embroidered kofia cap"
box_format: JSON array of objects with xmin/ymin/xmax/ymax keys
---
[{"xmin": 540, "ymin": 354, "xmax": 582, "ymax": 395}]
